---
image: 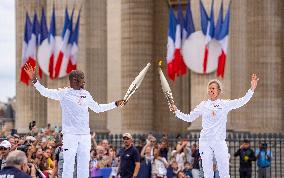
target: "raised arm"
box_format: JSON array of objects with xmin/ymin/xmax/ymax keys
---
[
  {"xmin": 170, "ymin": 102, "xmax": 204, "ymax": 123},
  {"xmin": 225, "ymin": 74, "xmax": 259, "ymax": 111},
  {"xmin": 24, "ymin": 63, "xmax": 64, "ymax": 100}
]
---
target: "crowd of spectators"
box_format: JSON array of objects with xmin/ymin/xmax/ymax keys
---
[{"xmin": 0, "ymin": 122, "xmax": 273, "ymax": 178}]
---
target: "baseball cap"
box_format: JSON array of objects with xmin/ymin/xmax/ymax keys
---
[
  {"xmin": 122, "ymin": 133, "xmax": 133, "ymax": 140},
  {"xmin": 0, "ymin": 140, "xmax": 11, "ymax": 149}
]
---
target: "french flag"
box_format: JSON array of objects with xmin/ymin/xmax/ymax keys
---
[
  {"xmin": 48, "ymin": 6, "xmax": 56, "ymax": 79},
  {"xmin": 66, "ymin": 10, "xmax": 80, "ymax": 74},
  {"xmin": 175, "ymin": 3, "xmax": 187, "ymax": 78},
  {"xmin": 166, "ymin": 6, "xmax": 187, "ymax": 81},
  {"xmin": 20, "ymin": 13, "xmax": 32, "ymax": 85},
  {"xmin": 21, "ymin": 12, "xmax": 40, "ymax": 84},
  {"xmin": 38, "ymin": 8, "xmax": 49, "ymax": 79},
  {"xmin": 54, "ymin": 8, "xmax": 73, "ymax": 78},
  {"xmin": 200, "ymin": 0, "xmax": 215, "ymax": 73},
  {"xmin": 184, "ymin": 0, "xmax": 195, "ymax": 40},
  {"xmin": 215, "ymin": 2, "xmax": 230, "ymax": 78},
  {"xmin": 166, "ymin": 7, "xmax": 177, "ymax": 81}
]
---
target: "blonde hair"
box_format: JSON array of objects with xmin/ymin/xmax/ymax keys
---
[{"xmin": 207, "ymin": 79, "xmax": 223, "ymax": 94}]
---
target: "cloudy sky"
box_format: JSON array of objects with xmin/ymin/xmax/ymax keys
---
[{"xmin": 0, "ymin": 0, "xmax": 15, "ymax": 102}]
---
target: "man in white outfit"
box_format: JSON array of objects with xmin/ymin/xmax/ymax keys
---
[
  {"xmin": 170, "ymin": 74, "xmax": 259, "ymax": 178},
  {"xmin": 24, "ymin": 64, "xmax": 125, "ymax": 178}
]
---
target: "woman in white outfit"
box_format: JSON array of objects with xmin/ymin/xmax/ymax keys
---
[{"xmin": 170, "ymin": 74, "xmax": 259, "ymax": 178}]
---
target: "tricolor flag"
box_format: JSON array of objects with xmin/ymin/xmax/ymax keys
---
[
  {"xmin": 20, "ymin": 13, "xmax": 32, "ymax": 85},
  {"xmin": 22, "ymin": 12, "xmax": 40, "ymax": 84},
  {"xmin": 48, "ymin": 6, "xmax": 56, "ymax": 79},
  {"xmin": 175, "ymin": 1, "xmax": 187, "ymax": 77},
  {"xmin": 200, "ymin": 0, "xmax": 215, "ymax": 73},
  {"xmin": 66, "ymin": 10, "xmax": 80, "ymax": 73},
  {"xmin": 184, "ymin": 0, "xmax": 195, "ymax": 39},
  {"xmin": 31, "ymin": 12, "xmax": 41, "ymax": 78},
  {"xmin": 38, "ymin": 8, "xmax": 49, "ymax": 79},
  {"xmin": 54, "ymin": 8, "xmax": 73, "ymax": 78},
  {"xmin": 215, "ymin": 1, "xmax": 230, "ymax": 78},
  {"xmin": 166, "ymin": 6, "xmax": 187, "ymax": 81},
  {"xmin": 166, "ymin": 7, "xmax": 177, "ymax": 80}
]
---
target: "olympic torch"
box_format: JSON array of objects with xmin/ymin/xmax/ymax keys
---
[
  {"xmin": 123, "ymin": 63, "xmax": 151, "ymax": 102},
  {"xmin": 158, "ymin": 61, "xmax": 175, "ymax": 110}
]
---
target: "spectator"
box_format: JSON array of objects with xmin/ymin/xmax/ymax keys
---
[
  {"xmin": 152, "ymin": 147, "xmax": 169, "ymax": 178},
  {"xmin": 136, "ymin": 137, "xmax": 146, "ymax": 154},
  {"xmin": 0, "ymin": 140, "xmax": 12, "ymax": 169},
  {"xmin": 139, "ymin": 143, "xmax": 152, "ymax": 178},
  {"xmin": 140, "ymin": 145, "xmax": 153, "ymax": 164},
  {"xmin": 44, "ymin": 123, "xmax": 52, "ymax": 136},
  {"xmin": 190, "ymin": 143, "xmax": 200, "ymax": 178},
  {"xmin": 29, "ymin": 121, "xmax": 38, "ymax": 137},
  {"xmin": 109, "ymin": 146, "xmax": 119, "ymax": 178},
  {"xmin": 100, "ymin": 139, "xmax": 110, "ymax": 156},
  {"xmin": 33, "ymin": 148, "xmax": 43, "ymax": 168},
  {"xmin": 256, "ymin": 143, "xmax": 272, "ymax": 178},
  {"xmin": 90, "ymin": 148, "xmax": 97, "ymax": 169},
  {"xmin": 234, "ymin": 139, "xmax": 256, "ymax": 178},
  {"xmin": 170, "ymin": 159, "xmax": 181, "ymax": 178},
  {"xmin": 159, "ymin": 137, "xmax": 169, "ymax": 160},
  {"xmin": 0, "ymin": 150, "xmax": 36, "ymax": 178},
  {"xmin": 40, "ymin": 147, "xmax": 54, "ymax": 177},
  {"xmin": 147, "ymin": 135, "xmax": 157, "ymax": 157},
  {"xmin": 95, "ymin": 145, "xmax": 111, "ymax": 168},
  {"xmin": 8, "ymin": 136, "xmax": 17, "ymax": 151},
  {"xmin": 183, "ymin": 162, "xmax": 193, "ymax": 178},
  {"xmin": 172, "ymin": 140, "xmax": 187, "ymax": 171},
  {"xmin": 117, "ymin": 133, "xmax": 140, "ymax": 178},
  {"xmin": 177, "ymin": 170, "xmax": 190, "ymax": 178}
]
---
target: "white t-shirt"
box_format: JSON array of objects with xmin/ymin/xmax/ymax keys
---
[
  {"xmin": 152, "ymin": 158, "xmax": 167, "ymax": 176},
  {"xmin": 34, "ymin": 81, "xmax": 116, "ymax": 134},
  {"xmin": 176, "ymin": 89, "xmax": 254, "ymax": 141}
]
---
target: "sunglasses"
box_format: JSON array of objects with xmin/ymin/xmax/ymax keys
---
[
  {"xmin": 0, "ymin": 147, "xmax": 8, "ymax": 151},
  {"xmin": 123, "ymin": 137, "xmax": 130, "ymax": 140}
]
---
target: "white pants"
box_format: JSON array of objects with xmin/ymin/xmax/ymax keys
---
[
  {"xmin": 199, "ymin": 140, "xmax": 230, "ymax": 178},
  {"xmin": 192, "ymin": 169, "xmax": 200, "ymax": 178},
  {"xmin": 62, "ymin": 134, "xmax": 91, "ymax": 178}
]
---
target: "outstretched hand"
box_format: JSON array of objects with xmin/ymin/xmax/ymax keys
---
[
  {"xmin": 250, "ymin": 74, "xmax": 259, "ymax": 91},
  {"xmin": 115, "ymin": 100, "xmax": 127, "ymax": 107},
  {"xmin": 24, "ymin": 63, "xmax": 36, "ymax": 81}
]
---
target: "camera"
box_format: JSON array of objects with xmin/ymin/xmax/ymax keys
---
[{"xmin": 17, "ymin": 142, "xmax": 30, "ymax": 153}]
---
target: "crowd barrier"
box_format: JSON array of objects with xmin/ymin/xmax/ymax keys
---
[{"xmin": 90, "ymin": 163, "xmax": 174, "ymax": 178}]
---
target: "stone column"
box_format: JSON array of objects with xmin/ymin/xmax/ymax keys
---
[
  {"xmin": 232, "ymin": 0, "xmax": 284, "ymax": 132},
  {"xmin": 121, "ymin": 0, "xmax": 154, "ymax": 133},
  {"xmin": 85, "ymin": 0, "xmax": 108, "ymax": 133},
  {"xmin": 107, "ymin": 0, "xmax": 122, "ymax": 134}
]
